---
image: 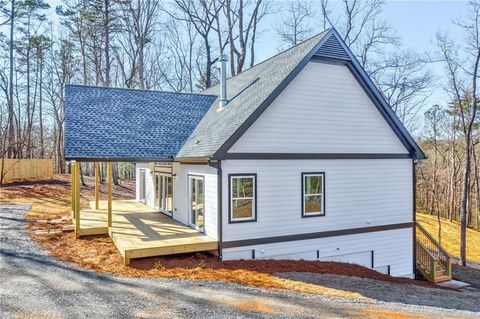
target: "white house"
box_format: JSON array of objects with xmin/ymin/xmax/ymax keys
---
[{"xmin": 65, "ymin": 29, "xmax": 425, "ymax": 278}]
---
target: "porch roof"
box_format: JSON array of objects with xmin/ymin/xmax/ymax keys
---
[{"xmin": 64, "ymin": 85, "xmax": 217, "ymax": 161}]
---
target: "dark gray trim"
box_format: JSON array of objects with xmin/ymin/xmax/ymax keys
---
[
  {"xmin": 228, "ymin": 173, "xmax": 258, "ymax": 224},
  {"xmin": 212, "ymin": 28, "xmax": 425, "ymax": 161},
  {"xmin": 330, "ymin": 28, "xmax": 426, "ymax": 160},
  {"xmin": 225, "ymin": 153, "xmax": 411, "ymax": 160},
  {"xmin": 314, "ymin": 33, "xmax": 351, "ymax": 60},
  {"xmin": 213, "ymin": 30, "xmax": 335, "ymax": 160},
  {"xmin": 301, "ymin": 172, "xmax": 326, "ymax": 218},
  {"xmin": 66, "ymin": 156, "xmax": 174, "ymax": 163},
  {"xmin": 345, "ymin": 64, "xmax": 417, "ymax": 158},
  {"xmin": 222, "ymin": 222, "xmax": 415, "ymax": 249},
  {"xmin": 208, "ymin": 160, "xmax": 223, "ymax": 259},
  {"xmin": 310, "ymin": 56, "xmax": 348, "ymax": 65},
  {"xmin": 413, "ymin": 159, "xmax": 417, "ymax": 277}
]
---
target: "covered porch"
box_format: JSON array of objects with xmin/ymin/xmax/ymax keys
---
[{"xmin": 70, "ymin": 162, "xmax": 217, "ymax": 265}]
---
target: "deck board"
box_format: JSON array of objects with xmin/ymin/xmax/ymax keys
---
[{"xmin": 77, "ymin": 200, "xmax": 217, "ymax": 264}]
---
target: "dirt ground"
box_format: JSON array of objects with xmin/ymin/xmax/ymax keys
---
[
  {"xmin": 0, "ymin": 175, "xmax": 462, "ymax": 300},
  {"xmin": 277, "ymin": 272, "xmax": 480, "ymax": 313},
  {"xmin": 0, "ymin": 174, "xmax": 135, "ymax": 231}
]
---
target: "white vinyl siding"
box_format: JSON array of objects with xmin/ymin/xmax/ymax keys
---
[
  {"xmin": 222, "ymin": 227, "xmax": 414, "ymax": 277},
  {"xmin": 173, "ymin": 163, "xmax": 218, "ymax": 240},
  {"xmin": 228, "ymin": 61, "xmax": 408, "ymax": 154},
  {"xmin": 222, "ymin": 159, "xmax": 412, "ymax": 242},
  {"xmin": 135, "ymin": 163, "xmax": 218, "ymax": 240}
]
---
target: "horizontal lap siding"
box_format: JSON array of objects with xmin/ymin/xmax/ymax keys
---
[
  {"xmin": 228, "ymin": 61, "xmax": 408, "ymax": 154},
  {"xmin": 222, "ymin": 159, "xmax": 412, "ymax": 241},
  {"xmin": 135, "ymin": 163, "xmax": 218, "ymax": 240},
  {"xmin": 173, "ymin": 164, "xmax": 218, "ymax": 240},
  {"xmin": 222, "ymin": 228, "xmax": 413, "ymax": 277}
]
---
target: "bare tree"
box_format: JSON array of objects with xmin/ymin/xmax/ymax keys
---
[
  {"xmin": 169, "ymin": 0, "xmax": 222, "ymax": 89},
  {"xmin": 224, "ymin": 0, "xmax": 270, "ymax": 76},
  {"xmin": 275, "ymin": 0, "xmax": 314, "ymax": 48},
  {"xmin": 117, "ymin": 0, "xmax": 159, "ymax": 89},
  {"xmin": 424, "ymin": 105, "xmax": 446, "ymax": 243},
  {"xmin": 321, "ymin": 0, "xmax": 431, "ymax": 131}
]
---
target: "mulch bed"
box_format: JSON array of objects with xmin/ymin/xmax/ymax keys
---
[
  {"xmin": 3, "ymin": 175, "xmax": 442, "ymax": 295},
  {"xmin": 131, "ymin": 253, "xmax": 439, "ymax": 288}
]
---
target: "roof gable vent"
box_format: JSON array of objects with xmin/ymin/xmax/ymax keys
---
[{"xmin": 314, "ymin": 34, "xmax": 350, "ymax": 61}]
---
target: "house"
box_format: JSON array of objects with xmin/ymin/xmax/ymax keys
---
[{"xmin": 65, "ymin": 28, "xmax": 425, "ymax": 278}]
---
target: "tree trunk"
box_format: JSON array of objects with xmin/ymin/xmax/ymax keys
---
[{"xmin": 7, "ymin": 0, "xmax": 16, "ymax": 158}]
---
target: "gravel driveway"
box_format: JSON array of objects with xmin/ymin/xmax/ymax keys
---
[{"xmin": 1, "ymin": 204, "xmax": 479, "ymax": 319}]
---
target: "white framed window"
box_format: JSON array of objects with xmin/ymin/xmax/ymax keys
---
[
  {"xmin": 229, "ymin": 174, "xmax": 257, "ymax": 223},
  {"xmin": 302, "ymin": 172, "xmax": 325, "ymax": 217}
]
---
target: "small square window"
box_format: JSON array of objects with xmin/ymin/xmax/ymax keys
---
[
  {"xmin": 302, "ymin": 173, "xmax": 325, "ymax": 217},
  {"xmin": 229, "ymin": 174, "xmax": 257, "ymax": 223}
]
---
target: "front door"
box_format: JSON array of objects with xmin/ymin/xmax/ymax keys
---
[{"xmin": 189, "ymin": 175, "xmax": 204, "ymax": 233}]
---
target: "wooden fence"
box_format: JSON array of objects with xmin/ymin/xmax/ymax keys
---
[{"xmin": 1, "ymin": 159, "xmax": 53, "ymax": 183}]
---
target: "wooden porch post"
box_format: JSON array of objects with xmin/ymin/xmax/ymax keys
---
[
  {"xmin": 74, "ymin": 162, "xmax": 81, "ymax": 237},
  {"xmin": 107, "ymin": 162, "xmax": 112, "ymax": 228},
  {"xmin": 95, "ymin": 162, "xmax": 100, "ymax": 210},
  {"xmin": 70, "ymin": 162, "xmax": 75, "ymax": 219}
]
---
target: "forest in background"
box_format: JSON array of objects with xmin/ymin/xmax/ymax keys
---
[{"xmin": 1, "ymin": 0, "xmax": 480, "ymax": 264}]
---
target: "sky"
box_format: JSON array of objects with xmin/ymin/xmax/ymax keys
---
[{"xmin": 382, "ymin": 0, "xmax": 468, "ymax": 109}]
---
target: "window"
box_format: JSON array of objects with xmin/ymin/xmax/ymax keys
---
[
  {"xmin": 229, "ymin": 174, "xmax": 257, "ymax": 223},
  {"xmin": 302, "ymin": 173, "xmax": 325, "ymax": 217}
]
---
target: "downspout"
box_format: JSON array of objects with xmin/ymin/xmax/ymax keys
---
[
  {"xmin": 208, "ymin": 160, "xmax": 223, "ymax": 259},
  {"xmin": 412, "ymin": 158, "xmax": 417, "ymax": 278}
]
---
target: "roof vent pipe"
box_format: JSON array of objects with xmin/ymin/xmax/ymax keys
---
[{"xmin": 218, "ymin": 54, "xmax": 228, "ymax": 111}]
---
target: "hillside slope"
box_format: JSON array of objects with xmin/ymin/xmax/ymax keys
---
[{"xmin": 417, "ymin": 213, "xmax": 480, "ymax": 263}]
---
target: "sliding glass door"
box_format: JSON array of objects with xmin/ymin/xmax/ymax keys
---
[
  {"xmin": 189, "ymin": 175, "xmax": 204, "ymax": 233},
  {"xmin": 154, "ymin": 173, "xmax": 173, "ymax": 216}
]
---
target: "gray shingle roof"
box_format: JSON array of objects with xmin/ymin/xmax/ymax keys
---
[
  {"xmin": 65, "ymin": 85, "xmax": 216, "ymax": 160},
  {"xmin": 177, "ymin": 31, "xmax": 329, "ymax": 158},
  {"xmin": 65, "ymin": 28, "xmax": 425, "ymax": 161}
]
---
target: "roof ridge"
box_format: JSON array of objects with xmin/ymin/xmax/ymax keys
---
[
  {"xmin": 204, "ymin": 29, "xmax": 331, "ymax": 91},
  {"xmin": 65, "ymin": 84, "xmax": 217, "ymax": 98}
]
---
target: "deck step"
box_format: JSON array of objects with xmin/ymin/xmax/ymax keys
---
[{"xmin": 435, "ymin": 274, "xmax": 452, "ymax": 283}]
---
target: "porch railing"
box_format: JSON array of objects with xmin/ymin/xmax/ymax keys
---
[{"xmin": 415, "ymin": 223, "xmax": 452, "ymax": 282}]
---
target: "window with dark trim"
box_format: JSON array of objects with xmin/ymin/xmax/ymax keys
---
[
  {"xmin": 302, "ymin": 172, "xmax": 325, "ymax": 217},
  {"xmin": 229, "ymin": 174, "xmax": 257, "ymax": 223}
]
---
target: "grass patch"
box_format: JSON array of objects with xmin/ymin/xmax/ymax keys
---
[{"xmin": 417, "ymin": 213, "xmax": 480, "ymax": 263}]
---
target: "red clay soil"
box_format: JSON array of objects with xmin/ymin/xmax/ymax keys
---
[
  {"xmin": 4, "ymin": 176, "xmax": 442, "ymax": 297},
  {"xmin": 1, "ymin": 174, "xmax": 135, "ymax": 227},
  {"xmin": 132, "ymin": 253, "xmax": 438, "ymax": 288},
  {"xmin": 33, "ymin": 229, "xmax": 439, "ymax": 292}
]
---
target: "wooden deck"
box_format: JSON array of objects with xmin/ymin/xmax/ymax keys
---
[{"xmin": 76, "ymin": 200, "xmax": 218, "ymax": 265}]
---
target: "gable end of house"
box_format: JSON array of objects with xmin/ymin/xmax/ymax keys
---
[{"xmin": 212, "ymin": 29, "xmax": 425, "ymax": 160}]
